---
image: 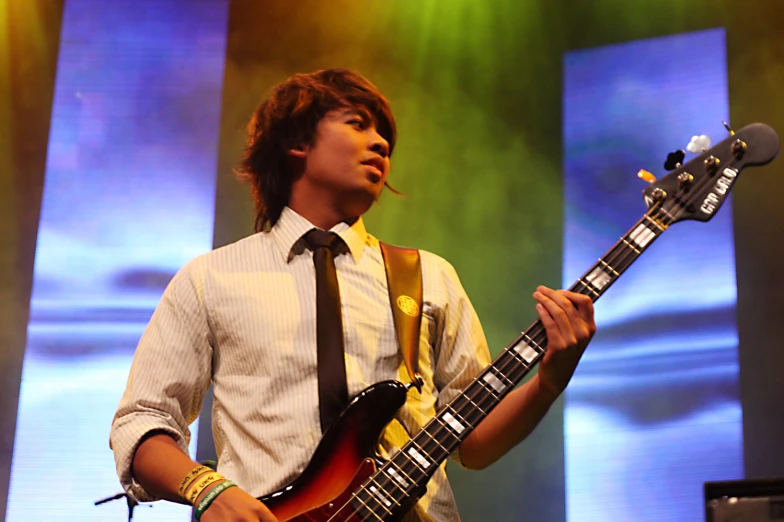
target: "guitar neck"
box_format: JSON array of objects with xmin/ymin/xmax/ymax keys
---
[
  {"xmin": 349, "ymin": 209, "xmax": 671, "ymax": 517},
  {"xmin": 343, "ymin": 121, "xmax": 781, "ymax": 519}
]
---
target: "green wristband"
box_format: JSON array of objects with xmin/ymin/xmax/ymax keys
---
[{"xmin": 194, "ymin": 480, "xmax": 237, "ymax": 520}]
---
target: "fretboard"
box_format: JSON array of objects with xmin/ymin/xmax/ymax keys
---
[{"xmin": 348, "ymin": 208, "xmax": 673, "ymax": 520}]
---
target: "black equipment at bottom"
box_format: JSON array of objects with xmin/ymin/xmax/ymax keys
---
[{"xmin": 705, "ymin": 477, "xmax": 784, "ymax": 522}]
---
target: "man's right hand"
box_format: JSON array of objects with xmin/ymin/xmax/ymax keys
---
[{"xmin": 200, "ymin": 485, "xmax": 279, "ymax": 521}]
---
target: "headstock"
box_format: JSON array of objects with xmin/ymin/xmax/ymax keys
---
[{"xmin": 641, "ymin": 123, "xmax": 779, "ymax": 223}]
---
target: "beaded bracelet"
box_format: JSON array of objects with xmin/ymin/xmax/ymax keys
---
[
  {"xmin": 178, "ymin": 465, "xmax": 211, "ymax": 498},
  {"xmin": 185, "ymin": 472, "xmax": 225, "ymax": 504},
  {"xmin": 194, "ymin": 480, "xmax": 237, "ymax": 520}
]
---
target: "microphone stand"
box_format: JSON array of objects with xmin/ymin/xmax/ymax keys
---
[
  {"xmin": 94, "ymin": 491, "xmax": 151, "ymax": 521},
  {"xmin": 94, "ymin": 461, "xmax": 215, "ymax": 520}
]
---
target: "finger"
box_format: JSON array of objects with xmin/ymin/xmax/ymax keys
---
[
  {"xmin": 562, "ymin": 290, "xmax": 595, "ymax": 322},
  {"xmin": 534, "ymin": 291, "xmax": 576, "ymax": 348},
  {"xmin": 535, "ymin": 301, "xmax": 566, "ymax": 351},
  {"xmin": 560, "ymin": 291, "xmax": 596, "ymax": 339},
  {"xmin": 535, "ymin": 288, "xmax": 579, "ymax": 333},
  {"xmin": 539, "ymin": 287, "xmax": 594, "ymax": 341},
  {"xmin": 538, "ymin": 286, "xmax": 582, "ymax": 322}
]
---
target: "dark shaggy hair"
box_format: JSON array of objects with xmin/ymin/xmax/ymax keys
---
[{"xmin": 236, "ymin": 68, "xmax": 397, "ymax": 232}]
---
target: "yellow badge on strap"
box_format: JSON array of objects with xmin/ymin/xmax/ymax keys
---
[{"xmin": 396, "ymin": 295, "xmax": 419, "ymax": 317}]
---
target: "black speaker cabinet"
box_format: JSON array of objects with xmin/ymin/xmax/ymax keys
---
[{"xmin": 705, "ymin": 478, "xmax": 784, "ymax": 521}]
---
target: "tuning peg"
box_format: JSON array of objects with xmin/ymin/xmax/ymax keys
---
[
  {"xmin": 664, "ymin": 150, "xmax": 686, "ymax": 170},
  {"xmin": 723, "ymin": 121, "xmax": 735, "ymax": 136},
  {"xmin": 638, "ymin": 169, "xmax": 657, "ymax": 184},
  {"xmin": 687, "ymin": 135, "xmax": 712, "ymax": 153}
]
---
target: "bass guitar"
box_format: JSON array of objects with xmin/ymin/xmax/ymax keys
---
[{"xmin": 258, "ymin": 123, "xmax": 780, "ymax": 521}]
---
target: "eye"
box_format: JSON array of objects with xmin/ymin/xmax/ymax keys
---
[{"xmin": 347, "ymin": 118, "xmax": 366, "ymax": 129}]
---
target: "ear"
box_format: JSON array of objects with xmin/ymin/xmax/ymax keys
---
[{"xmin": 286, "ymin": 143, "xmax": 309, "ymax": 159}]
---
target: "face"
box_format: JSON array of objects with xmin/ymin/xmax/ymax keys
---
[{"xmin": 289, "ymin": 106, "xmax": 391, "ymax": 218}]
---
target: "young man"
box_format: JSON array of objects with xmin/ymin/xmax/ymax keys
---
[{"xmin": 110, "ymin": 68, "xmax": 595, "ymax": 522}]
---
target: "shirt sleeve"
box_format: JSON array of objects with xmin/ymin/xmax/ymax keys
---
[
  {"xmin": 109, "ymin": 258, "xmax": 213, "ymax": 501},
  {"xmin": 426, "ymin": 255, "xmax": 492, "ymax": 465}
]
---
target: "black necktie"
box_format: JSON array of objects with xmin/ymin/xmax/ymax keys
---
[{"xmin": 303, "ymin": 229, "xmax": 349, "ymax": 433}]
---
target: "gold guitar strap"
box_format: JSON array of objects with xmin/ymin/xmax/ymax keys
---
[{"xmin": 379, "ymin": 242, "xmax": 424, "ymax": 392}]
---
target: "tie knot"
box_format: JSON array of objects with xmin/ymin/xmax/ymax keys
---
[{"xmin": 303, "ymin": 229, "xmax": 343, "ymax": 254}]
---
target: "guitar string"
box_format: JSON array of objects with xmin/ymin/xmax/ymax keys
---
[
  {"xmin": 403, "ymin": 156, "xmax": 739, "ymax": 479},
  {"xmin": 369, "ymin": 157, "xmax": 730, "ymax": 519},
  {"xmin": 333, "ymin": 165, "xmax": 717, "ymax": 522},
  {"xmin": 327, "ymin": 156, "xmax": 738, "ymax": 522},
  {"xmin": 325, "ymin": 211, "xmax": 653, "ymax": 522},
  {"xmin": 427, "ymin": 153, "xmax": 735, "ymax": 441},
  {"xmin": 342, "ymin": 172, "xmax": 694, "ymax": 507}
]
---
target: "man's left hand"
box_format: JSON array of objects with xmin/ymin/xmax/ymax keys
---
[{"xmin": 532, "ymin": 285, "xmax": 596, "ymax": 398}]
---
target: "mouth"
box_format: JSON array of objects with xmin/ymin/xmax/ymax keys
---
[
  {"xmin": 361, "ymin": 157, "xmax": 386, "ymax": 182},
  {"xmin": 364, "ymin": 164, "xmax": 383, "ymax": 182}
]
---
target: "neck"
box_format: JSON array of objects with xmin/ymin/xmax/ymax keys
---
[
  {"xmin": 288, "ymin": 186, "xmax": 368, "ymax": 230},
  {"xmin": 287, "ymin": 199, "xmax": 359, "ymax": 231}
]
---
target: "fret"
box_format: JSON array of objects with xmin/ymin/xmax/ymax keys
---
[
  {"xmin": 409, "ymin": 441, "xmax": 433, "ymax": 466},
  {"xmin": 478, "ymin": 375, "xmax": 502, "ymax": 398},
  {"xmin": 351, "ymin": 494, "xmax": 385, "ymax": 521},
  {"xmin": 584, "ymin": 266, "xmax": 613, "ymax": 292},
  {"xmin": 391, "ymin": 451, "xmax": 426, "ymax": 482},
  {"xmin": 420, "ymin": 427, "xmax": 451, "ymax": 455},
  {"xmin": 440, "ymin": 411, "xmax": 467, "ymax": 435},
  {"xmin": 386, "ymin": 462, "xmax": 413, "ymax": 489},
  {"xmin": 377, "ymin": 468, "xmax": 408, "ymax": 497},
  {"xmin": 449, "ymin": 399, "xmax": 481, "ymax": 431},
  {"xmin": 498, "ymin": 356, "xmax": 528, "ymax": 384},
  {"xmin": 455, "ymin": 401, "xmax": 486, "ymax": 430},
  {"xmin": 628, "ymin": 222, "xmax": 656, "ymax": 248},
  {"xmin": 390, "ymin": 448, "xmax": 424, "ymax": 480},
  {"xmin": 656, "ymin": 205, "xmax": 675, "ymax": 221},
  {"xmin": 505, "ymin": 344, "xmax": 530, "ymax": 368},
  {"xmin": 368, "ymin": 478, "xmax": 400, "ymax": 507},
  {"xmin": 428, "ymin": 418, "xmax": 461, "ymax": 449},
  {"xmin": 463, "ymin": 390, "xmax": 488, "ymax": 416},
  {"xmin": 465, "ymin": 381, "xmax": 497, "ymax": 414},
  {"xmin": 610, "ymin": 251, "xmax": 636, "ymax": 274},
  {"xmin": 500, "ymin": 355, "xmax": 527, "ymax": 382},
  {"xmin": 496, "ymin": 348, "xmax": 523, "ymax": 369},
  {"xmin": 410, "ymin": 440, "xmax": 432, "ymax": 461},
  {"xmin": 482, "ymin": 367, "xmax": 506, "ymax": 394},
  {"xmin": 472, "ymin": 369, "xmax": 498, "ymax": 392},
  {"xmin": 643, "ymin": 214, "xmax": 666, "ymax": 231},
  {"xmin": 621, "ymin": 237, "xmax": 642, "ymax": 254},
  {"xmin": 362, "ymin": 485, "xmax": 394, "ymax": 515},
  {"xmin": 513, "ymin": 339, "xmax": 541, "ymax": 364},
  {"xmin": 599, "ymin": 258, "xmax": 619, "ymax": 276},
  {"xmin": 577, "ymin": 278, "xmax": 601, "ymax": 297},
  {"xmin": 521, "ymin": 332, "xmax": 545, "ymax": 351},
  {"xmin": 446, "ymin": 405, "xmax": 470, "ymax": 427},
  {"xmin": 572, "ymin": 279, "xmax": 592, "ymax": 297},
  {"xmin": 405, "ymin": 446, "xmax": 430, "ymax": 472},
  {"xmin": 491, "ymin": 366, "xmax": 514, "ymax": 387}
]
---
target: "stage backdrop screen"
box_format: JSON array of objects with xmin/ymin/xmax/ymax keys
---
[
  {"xmin": 562, "ymin": 28, "xmax": 743, "ymax": 522},
  {"xmin": 6, "ymin": 1, "xmax": 228, "ymax": 520}
]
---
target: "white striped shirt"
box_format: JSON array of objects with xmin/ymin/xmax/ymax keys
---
[{"xmin": 110, "ymin": 206, "xmax": 491, "ymax": 521}]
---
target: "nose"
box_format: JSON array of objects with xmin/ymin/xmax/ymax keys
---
[{"xmin": 369, "ymin": 129, "xmax": 389, "ymax": 158}]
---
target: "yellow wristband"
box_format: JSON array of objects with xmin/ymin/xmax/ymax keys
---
[
  {"xmin": 177, "ymin": 465, "xmax": 211, "ymax": 498},
  {"xmin": 185, "ymin": 472, "xmax": 225, "ymax": 504}
]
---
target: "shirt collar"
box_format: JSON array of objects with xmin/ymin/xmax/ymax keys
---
[{"xmin": 269, "ymin": 206, "xmax": 368, "ymax": 264}]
